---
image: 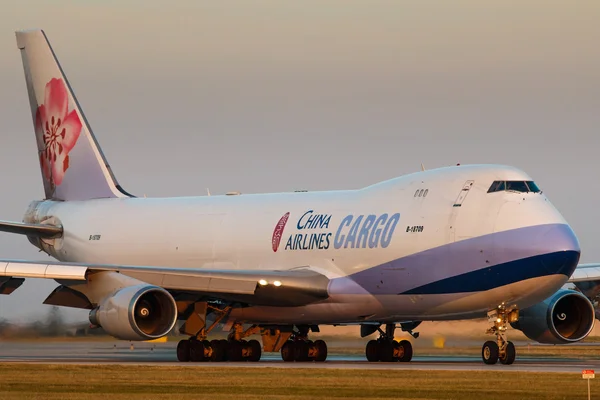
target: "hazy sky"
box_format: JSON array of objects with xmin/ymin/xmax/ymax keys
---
[{"xmin": 0, "ymin": 1, "xmax": 599, "ymax": 322}]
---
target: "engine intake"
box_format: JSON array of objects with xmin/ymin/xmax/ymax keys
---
[
  {"xmin": 89, "ymin": 284, "xmax": 177, "ymax": 341},
  {"xmin": 511, "ymin": 289, "xmax": 595, "ymax": 344}
]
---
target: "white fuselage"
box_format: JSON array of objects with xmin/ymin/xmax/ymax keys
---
[{"xmin": 24, "ymin": 164, "xmax": 580, "ymax": 324}]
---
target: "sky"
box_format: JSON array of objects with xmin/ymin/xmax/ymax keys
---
[{"xmin": 0, "ymin": 0, "xmax": 599, "ymax": 322}]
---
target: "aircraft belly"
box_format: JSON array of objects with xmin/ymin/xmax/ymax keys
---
[
  {"xmin": 229, "ymin": 294, "xmax": 384, "ymax": 324},
  {"xmin": 368, "ymin": 274, "xmax": 567, "ymax": 321},
  {"xmin": 225, "ymin": 275, "xmax": 566, "ymax": 324}
]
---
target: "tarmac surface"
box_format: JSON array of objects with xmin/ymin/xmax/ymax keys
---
[{"xmin": 2, "ymin": 340, "xmax": 600, "ymax": 373}]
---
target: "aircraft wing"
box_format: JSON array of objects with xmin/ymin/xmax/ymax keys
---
[
  {"xmin": 568, "ymin": 263, "xmax": 600, "ymax": 282},
  {"xmin": 568, "ymin": 263, "xmax": 600, "ymax": 300},
  {"xmin": 0, "ymin": 259, "xmax": 330, "ymax": 307},
  {"xmin": 0, "ymin": 220, "xmax": 62, "ymax": 238}
]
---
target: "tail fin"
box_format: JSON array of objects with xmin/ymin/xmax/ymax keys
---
[{"xmin": 15, "ymin": 29, "xmax": 133, "ymax": 201}]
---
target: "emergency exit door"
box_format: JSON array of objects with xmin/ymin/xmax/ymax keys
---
[{"xmin": 453, "ymin": 180, "xmax": 474, "ymax": 207}]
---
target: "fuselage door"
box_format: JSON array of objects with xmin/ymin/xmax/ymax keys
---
[{"xmin": 453, "ymin": 180, "xmax": 475, "ymax": 207}]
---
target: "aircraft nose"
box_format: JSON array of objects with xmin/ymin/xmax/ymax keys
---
[
  {"xmin": 534, "ymin": 224, "xmax": 580, "ymax": 277},
  {"xmin": 493, "ymin": 223, "xmax": 580, "ymax": 285}
]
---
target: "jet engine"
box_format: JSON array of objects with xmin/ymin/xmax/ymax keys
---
[
  {"xmin": 510, "ymin": 289, "xmax": 595, "ymax": 344},
  {"xmin": 89, "ymin": 284, "xmax": 178, "ymax": 341}
]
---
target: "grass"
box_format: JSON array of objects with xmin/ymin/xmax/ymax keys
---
[{"xmin": 0, "ymin": 364, "xmax": 596, "ymax": 400}]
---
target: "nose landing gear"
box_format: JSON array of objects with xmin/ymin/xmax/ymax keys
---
[{"xmin": 482, "ymin": 305, "xmax": 518, "ymax": 365}]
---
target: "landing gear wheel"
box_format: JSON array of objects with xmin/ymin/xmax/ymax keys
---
[
  {"xmin": 366, "ymin": 340, "xmax": 379, "ymax": 362},
  {"xmin": 209, "ymin": 339, "xmax": 224, "ymax": 362},
  {"xmin": 313, "ymin": 339, "xmax": 328, "ymax": 362},
  {"xmin": 281, "ymin": 341, "xmax": 295, "ymax": 362},
  {"xmin": 398, "ymin": 340, "xmax": 413, "ymax": 362},
  {"xmin": 294, "ymin": 341, "xmax": 310, "ymax": 362},
  {"xmin": 365, "ymin": 323, "xmax": 416, "ymax": 363},
  {"xmin": 176, "ymin": 340, "xmax": 190, "ymax": 362},
  {"xmin": 219, "ymin": 339, "xmax": 229, "ymax": 361},
  {"xmin": 392, "ymin": 340, "xmax": 400, "ymax": 361},
  {"xmin": 228, "ymin": 340, "xmax": 244, "ymax": 361},
  {"xmin": 499, "ymin": 341, "xmax": 516, "ymax": 365},
  {"xmin": 190, "ymin": 340, "xmax": 207, "ymax": 362},
  {"xmin": 378, "ymin": 340, "xmax": 394, "ymax": 362},
  {"xmin": 247, "ymin": 339, "xmax": 262, "ymax": 362},
  {"xmin": 482, "ymin": 341, "xmax": 499, "ymax": 365},
  {"xmin": 279, "ymin": 328, "xmax": 329, "ymax": 362}
]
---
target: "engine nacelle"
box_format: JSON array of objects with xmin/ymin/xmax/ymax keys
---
[
  {"xmin": 89, "ymin": 284, "xmax": 178, "ymax": 341},
  {"xmin": 511, "ymin": 289, "xmax": 595, "ymax": 344}
]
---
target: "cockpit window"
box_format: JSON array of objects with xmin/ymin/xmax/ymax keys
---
[
  {"xmin": 505, "ymin": 181, "xmax": 529, "ymax": 193},
  {"xmin": 525, "ymin": 181, "xmax": 541, "ymax": 192},
  {"xmin": 488, "ymin": 180, "xmax": 541, "ymax": 193},
  {"xmin": 487, "ymin": 181, "xmax": 505, "ymax": 193}
]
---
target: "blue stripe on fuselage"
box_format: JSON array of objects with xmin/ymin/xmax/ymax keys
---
[
  {"xmin": 328, "ymin": 223, "xmax": 580, "ymax": 296},
  {"xmin": 401, "ymin": 250, "xmax": 580, "ymax": 295}
]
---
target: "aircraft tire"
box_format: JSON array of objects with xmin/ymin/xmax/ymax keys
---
[
  {"xmin": 281, "ymin": 341, "xmax": 295, "ymax": 362},
  {"xmin": 190, "ymin": 340, "xmax": 207, "ymax": 362},
  {"xmin": 209, "ymin": 339, "xmax": 224, "ymax": 362},
  {"xmin": 313, "ymin": 339, "xmax": 328, "ymax": 362},
  {"xmin": 176, "ymin": 340, "xmax": 191, "ymax": 362},
  {"xmin": 365, "ymin": 340, "xmax": 379, "ymax": 362},
  {"xmin": 227, "ymin": 340, "xmax": 244, "ymax": 362},
  {"xmin": 499, "ymin": 341, "xmax": 516, "ymax": 365},
  {"xmin": 379, "ymin": 340, "xmax": 394, "ymax": 362},
  {"xmin": 392, "ymin": 340, "xmax": 400, "ymax": 361},
  {"xmin": 482, "ymin": 341, "xmax": 499, "ymax": 365},
  {"xmin": 247, "ymin": 339, "xmax": 262, "ymax": 362},
  {"xmin": 218, "ymin": 339, "xmax": 229, "ymax": 361},
  {"xmin": 294, "ymin": 341, "xmax": 310, "ymax": 362},
  {"xmin": 398, "ymin": 340, "xmax": 413, "ymax": 362}
]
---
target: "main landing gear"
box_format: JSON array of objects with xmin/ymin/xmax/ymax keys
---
[
  {"xmin": 482, "ymin": 305, "xmax": 519, "ymax": 365},
  {"xmin": 176, "ymin": 302, "xmax": 263, "ymax": 362},
  {"xmin": 176, "ymin": 325, "xmax": 262, "ymax": 362},
  {"xmin": 365, "ymin": 323, "xmax": 413, "ymax": 362},
  {"xmin": 280, "ymin": 326, "xmax": 328, "ymax": 362}
]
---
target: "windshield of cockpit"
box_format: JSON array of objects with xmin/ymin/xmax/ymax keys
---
[{"xmin": 487, "ymin": 180, "xmax": 541, "ymax": 193}]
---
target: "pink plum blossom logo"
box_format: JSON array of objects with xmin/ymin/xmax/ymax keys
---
[
  {"xmin": 272, "ymin": 212, "xmax": 290, "ymax": 252},
  {"xmin": 35, "ymin": 78, "xmax": 82, "ymax": 187}
]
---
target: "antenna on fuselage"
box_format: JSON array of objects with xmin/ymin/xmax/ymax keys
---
[
  {"xmin": 207, "ymin": 188, "xmax": 211, "ymax": 196},
  {"xmin": 420, "ymin": 163, "xmax": 425, "ymax": 171}
]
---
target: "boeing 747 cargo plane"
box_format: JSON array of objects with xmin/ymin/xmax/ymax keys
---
[{"xmin": 1, "ymin": 29, "xmax": 600, "ymax": 365}]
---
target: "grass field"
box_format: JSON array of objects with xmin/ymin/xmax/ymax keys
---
[{"xmin": 0, "ymin": 364, "xmax": 596, "ymax": 400}]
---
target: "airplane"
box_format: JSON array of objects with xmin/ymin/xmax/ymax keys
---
[{"xmin": 1, "ymin": 28, "xmax": 599, "ymax": 366}]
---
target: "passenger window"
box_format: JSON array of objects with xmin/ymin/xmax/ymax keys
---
[
  {"xmin": 414, "ymin": 190, "xmax": 419, "ymax": 197},
  {"xmin": 419, "ymin": 189, "xmax": 424, "ymax": 197},
  {"xmin": 423, "ymin": 189, "xmax": 428, "ymax": 197}
]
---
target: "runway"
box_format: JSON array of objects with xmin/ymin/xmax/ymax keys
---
[{"xmin": 1, "ymin": 340, "xmax": 599, "ymax": 373}]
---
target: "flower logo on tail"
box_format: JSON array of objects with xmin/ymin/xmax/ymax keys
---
[
  {"xmin": 272, "ymin": 212, "xmax": 290, "ymax": 252},
  {"xmin": 35, "ymin": 78, "xmax": 82, "ymax": 186}
]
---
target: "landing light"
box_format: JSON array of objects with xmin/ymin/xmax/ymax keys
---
[
  {"xmin": 259, "ymin": 279, "xmax": 268, "ymax": 286},
  {"xmin": 273, "ymin": 280, "xmax": 282, "ymax": 287}
]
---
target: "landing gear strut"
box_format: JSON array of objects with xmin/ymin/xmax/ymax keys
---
[
  {"xmin": 280, "ymin": 325, "xmax": 328, "ymax": 362},
  {"xmin": 365, "ymin": 323, "xmax": 413, "ymax": 362},
  {"xmin": 482, "ymin": 305, "xmax": 518, "ymax": 365}
]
